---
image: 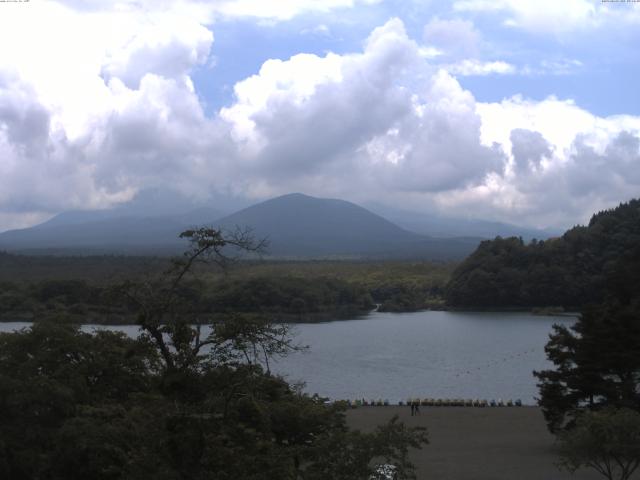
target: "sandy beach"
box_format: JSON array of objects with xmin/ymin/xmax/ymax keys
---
[{"xmin": 346, "ymin": 406, "xmax": 616, "ymax": 480}]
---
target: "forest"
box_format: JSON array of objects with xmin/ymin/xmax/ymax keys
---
[
  {"xmin": 445, "ymin": 199, "xmax": 640, "ymax": 309},
  {"xmin": 0, "ymin": 255, "xmax": 453, "ymax": 324}
]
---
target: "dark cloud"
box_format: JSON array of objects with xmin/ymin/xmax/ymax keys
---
[{"xmin": 510, "ymin": 129, "xmax": 553, "ymax": 174}]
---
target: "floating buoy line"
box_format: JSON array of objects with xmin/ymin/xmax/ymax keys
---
[
  {"xmin": 316, "ymin": 346, "xmax": 541, "ymax": 408},
  {"xmin": 453, "ymin": 347, "xmax": 539, "ymax": 378}
]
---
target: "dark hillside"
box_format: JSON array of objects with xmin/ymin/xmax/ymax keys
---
[
  {"xmin": 0, "ymin": 193, "xmax": 479, "ymax": 259},
  {"xmin": 445, "ymin": 199, "xmax": 640, "ymax": 308},
  {"xmin": 216, "ymin": 193, "xmax": 479, "ymax": 259}
]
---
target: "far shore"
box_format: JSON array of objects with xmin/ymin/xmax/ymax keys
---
[
  {"xmin": 0, "ymin": 307, "xmax": 580, "ymax": 326},
  {"xmin": 346, "ymin": 406, "xmax": 610, "ymax": 480}
]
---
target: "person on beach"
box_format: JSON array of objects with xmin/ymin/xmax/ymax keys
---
[
  {"xmin": 414, "ymin": 401, "xmax": 420, "ymax": 415},
  {"xmin": 410, "ymin": 401, "xmax": 415, "ymax": 416}
]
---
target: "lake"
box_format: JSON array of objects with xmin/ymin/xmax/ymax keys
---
[{"xmin": 0, "ymin": 310, "xmax": 576, "ymax": 405}]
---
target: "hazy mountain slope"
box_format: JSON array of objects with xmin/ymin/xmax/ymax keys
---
[
  {"xmin": 216, "ymin": 193, "xmax": 479, "ymax": 259},
  {"xmin": 0, "ymin": 208, "xmax": 224, "ymax": 254},
  {"xmin": 0, "ymin": 192, "xmax": 481, "ymax": 259},
  {"xmin": 367, "ymin": 203, "xmax": 559, "ymax": 240}
]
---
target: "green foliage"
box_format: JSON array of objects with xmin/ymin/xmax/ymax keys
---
[
  {"xmin": 302, "ymin": 417, "xmax": 428, "ymax": 480},
  {"xmin": 534, "ymin": 302, "xmax": 640, "ymax": 432},
  {"xmin": 0, "ymin": 259, "xmax": 454, "ymax": 323},
  {"xmin": 205, "ymin": 276, "xmax": 375, "ymax": 320},
  {"xmin": 446, "ymin": 198, "xmax": 640, "ymax": 308},
  {"xmin": 534, "ymin": 236, "xmax": 640, "ymax": 433},
  {"xmin": 0, "ymin": 228, "xmax": 429, "ymax": 479},
  {"xmin": 0, "ymin": 329, "xmax": 429, "ymax": 479},
  {"xmin": 0, "ymin": 251, "xmax": 165, "ymax": 283},
  {"xmin": 557, "ymin": 407, "xmax": 640, "ymax": 480},
  {"xmin": 215, "ymin": 261, "xmax": 452, "ymax": 316},
  {"xmin": 0, "ymin": 322, "xmax": 158, "ymax": 479}
]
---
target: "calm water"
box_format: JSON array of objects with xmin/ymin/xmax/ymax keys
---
[{"xmin": 0, "ymin": 311, "xmax": 576, "ymax": 405}]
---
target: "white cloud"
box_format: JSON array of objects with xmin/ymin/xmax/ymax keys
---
[
  {"xmin": 100, "ymin": 19, "xmax": 213, "ymax": 89},
  {"xmin": 454, "ymin": 0, "xmax": 640, "ymax": 34},
  {"xmin": 0, "ymin": 1, "xmax": 223, "ymax": 216},
  {"xmin": 56, "ymin": 0, "xmax": 382, "ymax": 21},
  {"xmin": 0, "ymin": 5, "xmax": 639, "ymax": 232},
  {"xmin": 476, "ymin": 96, "xmax": 640, "ymax": 156},
  {"xmin": 520, "ymin": 59, "xmax": 584, "ymax": 76},
  {"xmin": 423, "ymin": 18, "xmax": 481, "ymax": 58},
  {"xmin": 445, "ymin": 96, "xmax": 640, "ymax": 227},
  {"xmin": 301, "ymin": 24, "xmax": 332, "ymax": 36},
  {"xmin": 208, "ymin": 0, "xmax": 382, "ymax": 21},
  {"xmin": 0, "ymin": 71, "xmax": 136, "ymax": 217},
  {"xmin": 221, "ymin": 19, "xmax": 505, "ymax": 197},
  {"xmin": 421, "ymin": 18, "xmax": 519, "ymax": 78},
  {"xmin": 445, "ymin": 59, "xmax": 516, "ymax": 76}
]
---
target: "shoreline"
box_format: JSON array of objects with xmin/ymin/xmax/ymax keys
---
[{"xmin": 0, "ymin": 307, "xmax": 580, "ymax": 326}]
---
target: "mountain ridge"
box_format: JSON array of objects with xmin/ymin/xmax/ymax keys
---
[{"xmin": 0, "ymin": 192, "xmax": 481, "ymax": 259}]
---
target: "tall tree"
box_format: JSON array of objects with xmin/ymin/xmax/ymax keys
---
[{"xmin": 534, "ymin": 243, "xmax": 640, "ymax": 432}]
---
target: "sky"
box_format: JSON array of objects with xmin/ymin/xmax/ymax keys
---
[{"xmin": 0, "ymin": 0, "xmax": 639, "ymax": 232}]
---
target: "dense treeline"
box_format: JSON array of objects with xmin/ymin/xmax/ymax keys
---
[
  {"xmin": 206, "ymin": 277, "xmax": 374, "ymax": 319},
  {"xmin": 0, "ymin": 251, "xmax": 165, "ymax": 282},
  {"xmin": 0, "ymin": 277, "xmax": 374, "ymax": 324},
  {"xmin": 0, "ymin": 279, "xmax": 116, "ymax": 323},
  {"xmin": 446, "ymin": 199, "xmax": 640, "ymax": 308},
  {"xmin": 0, "ymin": 260, "xmax": 454, "ymax": 323},
  {"xmin": 231, "ymin": 261, "xmax": 452, "ymax": 312}
]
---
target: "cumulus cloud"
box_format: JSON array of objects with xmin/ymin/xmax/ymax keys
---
[
  {"xmin": 0, "ymin": 3, "xmax": 639, "ymax": 232},
  {"xmin": 100, "ymin": 20, "xmax": 213, "ymax": 89},
  {"xmin": 444, "ymin": 97, "xmax": 640, "ymax": 227},
  {"xmin": 566, "ymin": 131, "xmax": 640, "ymax": 197},
  {"xmin": 0, "ymin": 71, "xmax": 133, "ymax": 218},
  {"xmin": 0, "ymin": 2, "xmax": 223, "ymax": 215},
  {"xmin": 510, "ymin": 129, "xmax": 553, "ymax": 175},
  {"xmin": 220, "ymin": 19, "xmax": 505, "ymax": 197}
]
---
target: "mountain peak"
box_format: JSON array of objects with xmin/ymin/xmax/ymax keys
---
[
  {"xmin": 214, "ymin": 193, "xmax": 478, "ymax": 258},
  {"xmin": 0, "ymin": 192, "xmax": 481, "ymax": 259}
]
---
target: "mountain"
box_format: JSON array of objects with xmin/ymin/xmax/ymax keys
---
[
  {"xmin": 0, "ymin": 188, "xmax": 238, "ymax": 254},
  {"xmin": 366, "ymin": 203, "xmax": 559, "ymax": 240},
  {"xmin": 0, "ymin": 208, "xmax": 224, "ymax": 255},
  {"xmin": 214, "ymin": 193, "xmax": 480, "ymax": 259},
  {"xmin": 0, "ymin": 193, "xmax": 481, "ymax": 259}
]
